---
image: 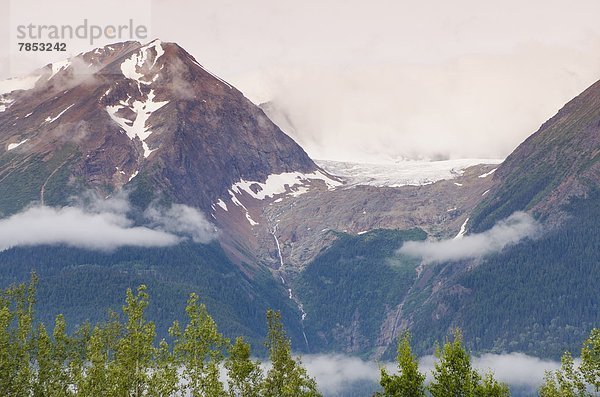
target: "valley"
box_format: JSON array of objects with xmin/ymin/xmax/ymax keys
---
[{"xmin": 0, "ymin": 39, "xmax": 597, "ymax": 372}]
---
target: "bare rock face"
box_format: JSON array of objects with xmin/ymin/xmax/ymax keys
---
[{"xmin": 256, "ymin": 163, "xmax": 498, "ymax": 270}]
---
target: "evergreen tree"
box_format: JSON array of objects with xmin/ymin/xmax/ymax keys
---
[
  {"xmin": 261, "ymin": 310, "xmax": 321, "ymax": 397},
  {"xmin": 378, "ymin": 332, "xmax": 426, "ymax": 396}
]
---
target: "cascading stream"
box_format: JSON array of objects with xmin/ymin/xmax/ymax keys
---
[{"xmin": 271, "ymin": 224, "xmax": 310, "ymax": 350}]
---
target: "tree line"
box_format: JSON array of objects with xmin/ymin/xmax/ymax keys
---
[
  {"xmin": 377, "ymin": 329, "xmax": 599, "ymax": 397},
  {"xmin": 0, "ymin": 275, "xmax": 597, "ymax": 396}
]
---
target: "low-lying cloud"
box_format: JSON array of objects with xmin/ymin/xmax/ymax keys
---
[
  {"xmin": 421, "ymin": 352, "xmax": 564, "ymax": 392},
  {"xmin": 298, "ymin": 352, "xmax": 562, "ymax": 396},
  {"xmin": 47, "ymin": 56, "xmax": 101, "ymax": 92},
  {"xmin": 467, "ymin": 352, "xmax": 563, "ymax": 389},
  {"xmin": 301, "ymin": 354, "xmax": 382, "ymax": 395},
  {"xmin": 399, "ymin": 212, "xmax": 539, "ymax": 263},
  {"xmin": 0, "ymin": 195, "xmax": 217, "ymax": 252},
  {"xmin": 145, "ymin": 203, "xmax": 219, "ymax": 244}
]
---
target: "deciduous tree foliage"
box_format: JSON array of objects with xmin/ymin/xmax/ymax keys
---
[
  {"xmin": 379, "ymin": 329, "xmax": 509, "ymax": 397},
  {"xmin": 540, "ymin": 328, "xmax": 600, "ymax": 397},
  {"xmin": 377, "ymin": 332, "xmax": 426, "ymax": 397},
  {"xmin": 261, "ymin": 310, "xmax": 321, "ymax": 397},
  {"xmin": 2, "ymin": 276, "xmax": 595, "ymax": 397},
  {"xmin": 0, "ymin": 276, "xmax": 321, "ymax": 397},
  {"xmin": 171, "ymin": 292, "xmax": 228, "ymax": 397},
  {"xmin": 226, "ymin": 337, "xmax": 263, "ymax": 397}
]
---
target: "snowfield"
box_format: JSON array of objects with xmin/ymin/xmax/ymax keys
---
[{"xmin": 316, "ymin": 158, "xmax": 503, "ymax": 187}]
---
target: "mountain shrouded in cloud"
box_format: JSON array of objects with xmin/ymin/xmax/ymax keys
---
[{"xmin": 0, "ymin": 39, "xmax": 318, "ymax": 215}]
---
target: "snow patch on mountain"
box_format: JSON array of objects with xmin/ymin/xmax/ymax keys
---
[
  {"xmin": 49, "ymin": 59, "xmax": 71, "ymax": 80},
  {"xmin": 230, "ymin": 170, "xmax": 342, "ymax": 200},
  {"xmin": 227, "ymin": 189, "xmax": 259, "ymax": 226},
  {"xmin": 454, "ymin": 218, "xmax": 469, "ymax": 239},
  {"xmin": 479, "ymin": 168, "xmax": 498, "ymax": 178},
  {"xmin": 7, "ymin": 139, "xmax": 29, "ymax": 151},
  {"xmin": 120, "ymin": 40, "xmax": 165, "ymax": 84},
  {"xmin": 223, "ymin": 170, "xmax": 341, "ymax": 225},
  {"xmin": 245, "ymin": 212, "xmax": 259, "ymax": 226},
  {"xmin": 317, "ymin": 159, "xmax": 503, "ymax": 187},
  {"xmin": 44, "ymin": 104, "xmax": 75, "ymax": 124},
  {"xmin": 0, "ymin": 99, "xmax": 13, "ymax": 112},
  {"xmin": 216, "ymin": 199, "xmax": 228, "ymax": 212},
  {"xmin": 121, "ymin": 51, "xmax": 147, "ymax": 82},
  {"xmin": 106, "ymin": 90, "xmax": 168, "ymax": 157}
]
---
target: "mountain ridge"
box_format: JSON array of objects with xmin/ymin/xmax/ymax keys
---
[{"xmin": 469, "ymin": 77, "xmax": 600, "ymax": 232}]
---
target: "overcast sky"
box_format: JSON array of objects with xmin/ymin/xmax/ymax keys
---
[{"xmin": 3, "ymin": 0, "xmax": 600, "ymax": 162}]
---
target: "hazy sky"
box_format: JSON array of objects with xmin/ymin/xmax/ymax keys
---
[{"xmin": 3, "ymin": 0, "xmax": 600, "ymax": 161}]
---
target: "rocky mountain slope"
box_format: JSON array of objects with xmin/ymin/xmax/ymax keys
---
[
  {"xmin": 0, "ymin": 39, "xmax": 500, "ymax": 270},
  {"xmin": 0, "ymin": 39, "xmax": 336, "ymax": 266},
  {"xmin": 469, "ymin": 78, "xmax": 600, "ymax": 232}
]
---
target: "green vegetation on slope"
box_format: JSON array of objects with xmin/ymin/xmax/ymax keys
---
[
  {"xmin": 294, "ymin": 191, "xmax": 598, "ymax": 360},
  {"xmin": 457, "ymin": 192, "xmax": 600, "ymax": 358},
  {"xmin": 0, "ymin": 242, "xmax": 305, "ymax": 353},
  {"xmin": 407, "ymin": 191, "xmax": 600, "ymax": 359},
  {"xmin": 0, "ymin": 144, "xmax": 81, "ymax": 215},
  {"xmin": 296, "ymin": 228, "xmax": 426, "ymax": 355}
]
